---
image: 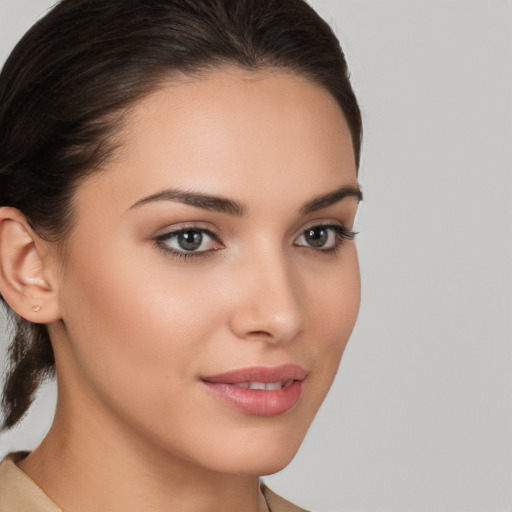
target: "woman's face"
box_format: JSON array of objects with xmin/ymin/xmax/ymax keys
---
[{"xmin": 48, "ymin": 69, "xmax": 361, "ymax": 476}]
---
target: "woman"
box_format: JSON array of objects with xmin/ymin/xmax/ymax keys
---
[{"xmin": 0, "ymin": 0, "xmax": 362, "ymax": 510}]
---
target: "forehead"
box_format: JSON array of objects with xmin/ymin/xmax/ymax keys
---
[{"xmin": 79, "ymin": 68, "xmax": 357, "ymax": 214}]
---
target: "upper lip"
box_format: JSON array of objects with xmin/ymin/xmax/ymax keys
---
[{"xmin": 202, "ymin": 364, "xmax": 308, "ymax": 384}]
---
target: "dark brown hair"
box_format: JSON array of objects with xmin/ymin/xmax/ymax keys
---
[{"xmin": 0, "ymin": 0, "xmax": 362, "ymax": 429}]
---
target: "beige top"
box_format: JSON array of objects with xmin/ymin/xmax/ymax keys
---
[{"xmin": 0, "ymin": 454, "xmax": 307, "ymax": 512}]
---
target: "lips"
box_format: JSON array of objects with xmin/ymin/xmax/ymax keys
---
[{"xmin": 202, "ymin": 364, "xmax": 307, "ymax": 417}]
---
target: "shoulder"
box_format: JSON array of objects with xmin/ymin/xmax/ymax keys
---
[
  {"xmin": 261, "ymin": 482, "xmax": 310, "ymax": 512},
  {"xmin": 0, "ymin": 453, "xmax": 61, "ymax": 512}
]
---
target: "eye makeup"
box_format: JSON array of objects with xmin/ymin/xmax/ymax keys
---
[
  {"xmin": 294, "ymin": 223, "xmax": 357, "ymax": 255},
  {"xmin": 152, "ymin": 221, "xmax": 357, "ymax": 261},
  {"xmin": 154, "ymin": 226, "xmax": 224, "ymax": 260}
]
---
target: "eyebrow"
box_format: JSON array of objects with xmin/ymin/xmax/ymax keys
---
[
  {"xmin": 129, "ymin": 185, "xmax": 362, "ymax": 216},
  {"xmin": 130, "ymin": 189, "xmax": 247, "ymax": 216},
  {"xmin": 300, "ymin": 185, "xmax": 363, "ymax": 214}
]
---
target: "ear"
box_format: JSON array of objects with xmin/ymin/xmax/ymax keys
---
[{"xmin": 0, "ymin": 207, "xmax": 61, "ymax": 323}]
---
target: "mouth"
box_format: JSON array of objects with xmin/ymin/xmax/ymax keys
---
[
  {"xmin": 201, "ymin": 364, "xmax": 307, "ymax": 417},
  {"xmin": 232, "ymin": 380, "xmax": 295, "ymax": 390}
]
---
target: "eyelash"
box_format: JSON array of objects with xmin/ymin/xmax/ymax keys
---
[
  {"xmin": 154, "ymin": 226, "xmax": 221, "ymax": 261},
  {"xmin": 154, "ymin": 224, "xmax": 357, "ymax": 261},
  {"xmin": 294, "ymin": 224, "xmax": 357, "ymax": 255}
]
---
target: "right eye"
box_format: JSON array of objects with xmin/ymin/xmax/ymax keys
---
[{"xmin": 155, "ymin": 227, "xmax": 222, "ymax": 258}]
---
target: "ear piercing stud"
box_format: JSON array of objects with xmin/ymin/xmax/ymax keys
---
[{"xmin": 31, "ymin": 305, "xmax": 41, "ymax": 312}]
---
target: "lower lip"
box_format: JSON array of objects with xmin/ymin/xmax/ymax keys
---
[{"xmin": 202, "ymin": 380, "xmax": 305, "ymax": 417}]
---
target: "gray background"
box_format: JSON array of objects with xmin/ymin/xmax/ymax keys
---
[{"xmin": 1, "ymin": 1, "xmax": 511, "ymax": 511}]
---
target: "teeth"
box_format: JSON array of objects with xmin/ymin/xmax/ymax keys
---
[
  {"xmin": 235, "ymin": 381, "xmax": 284, "ymax": 390},
  {"xmin": 249, "ymin": 382, "xmax": 266, "ymax": 390}
]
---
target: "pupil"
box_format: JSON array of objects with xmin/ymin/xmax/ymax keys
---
[
  {"xmin": 178, "ymin": 230, "xmax": 202, "ymax": 251},
  {"xmin": 305, "ymin": 227, "xmax": 327, "ymax": 247}
]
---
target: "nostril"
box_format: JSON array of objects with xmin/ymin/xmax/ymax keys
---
[{"xmin": 246, "ymin": 330, "xmax": 273, "ymax": 338}]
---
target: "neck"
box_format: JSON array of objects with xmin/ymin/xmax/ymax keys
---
[{"xmin": 18, "ymin": 392, "xmax": 269, "ymax": 512}]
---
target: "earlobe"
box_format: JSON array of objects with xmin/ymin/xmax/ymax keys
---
[{"xmin": 0, "ymin": 207, "xmax": 61, "ymax": 323}]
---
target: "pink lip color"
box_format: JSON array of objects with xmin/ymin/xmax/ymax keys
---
[{"xmin": 202, "ymin": 364, "xmax": 307, "ymax": 417}]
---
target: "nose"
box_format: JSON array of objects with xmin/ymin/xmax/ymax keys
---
[{"xmin": 228, "ymin": 248, "xmax": 304, "ymax": 344}]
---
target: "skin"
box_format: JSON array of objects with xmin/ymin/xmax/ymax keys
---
[{"xmin": 9, "ymin": 68, "xmax": 361, "ymax": 512}]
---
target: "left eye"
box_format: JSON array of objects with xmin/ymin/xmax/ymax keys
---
[
  {"xmin": 295, "ymin": 225, "xmax": 353, "ymax": 250},
  {"xmin": 156, "ymin": 228, "xmax": 219, "ymax": 253}
]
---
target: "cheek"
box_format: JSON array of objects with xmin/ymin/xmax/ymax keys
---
[
  {"xmin": 53, "ymin": 231, "xmax": 360, "ymax": 474},
  {"xmin": 57, "ymin": 243, "xmax": 226, "ymax": 415},
  {"xmin": 306, "ymin": 245, "xmax": 360, "ymax": 379}
]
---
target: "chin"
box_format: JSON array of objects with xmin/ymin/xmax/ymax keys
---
[
  {"xmin": 206, "ymin": 426, "xmax": 307, "ymax": 477},
  {"xmin": 226, "ymin": 449, "xmax": 301, "ymax": 477}
]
